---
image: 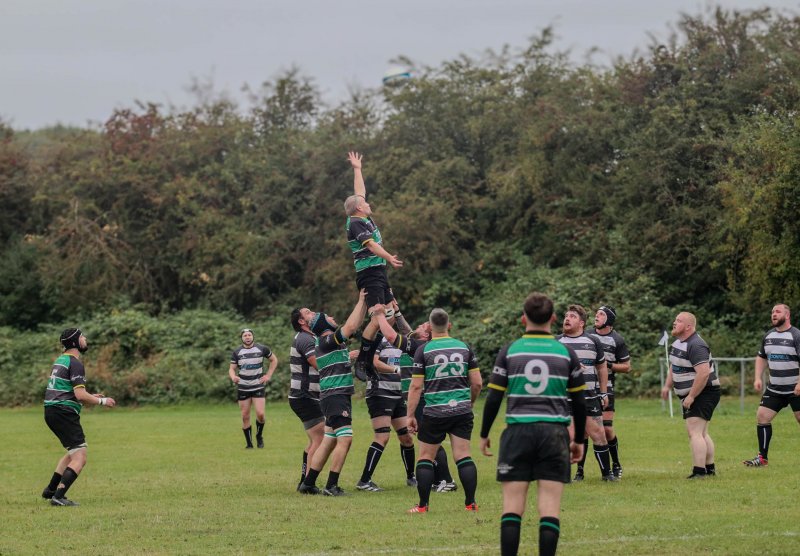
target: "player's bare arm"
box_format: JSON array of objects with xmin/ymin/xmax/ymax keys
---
[
  {"xmin": 753, "ymin": 355, "xmax": 766, "ymax": 392},
  {"xmin": 261, "ymin": 353, "xmax": 279, "ymax": 383},
  {"xmin": 75, "ymin": 386, "xmax": 115, "ymax": 407},
  {"xmin": 341, "ymin": 289, "xmax": 369, "ymax": 339},
  {"xmin": 363, "ymin": 240, "xmax": 403, "ymax": 268},
  {"xmin": 347, "ymin": 151, "xmax": 366, "ymax": 198},
  {"xmin": 611, "ymin": 360, "xmax": 632, "ymax": 374}
]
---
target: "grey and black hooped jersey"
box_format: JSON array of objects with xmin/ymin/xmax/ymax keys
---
[
  {"xmin": 669, "ymin": 332, "xmax": 720, "ymax": 398},
  {"xmin": 44, "ymin": 354, "xmax": 87, "ymax": 414},
  {"xmin": 393, "ymin": 334, "xmax": 426, "ymax": 400},
  {"xmin": 316, "ymin": 328, "xmax": 354, "ymax": 399},
  {"xmin": 346, "ymin": 216, "xmax": 386, "ymax": 272},
  {"xmin": 289, "ymin": 331, "xmax": 319, "ymax": 400},
  {"xmin": 412, "ymin": 336, "xmax": 480, "ymax": 419},
  {"xmin": 556, "ymin": 332, "xmax": 605, "ymax": 399},
  {"xmin": 758, "ymin": 326, "xmax": 800, "ymax": 396},
  {"xmin": 367, "ymin": 337, "xmax": 403, "ymax": 399},
  {"xmin": 489, "ymin": 334, "xmax": 586, "ymax": 426},
  {"xmin": 587, "ymin": 327, "xmax": 630, "ymax": 395},
  {"xmin": 231, "ymin": 344, "xmax": 273, "ymax": 392}
]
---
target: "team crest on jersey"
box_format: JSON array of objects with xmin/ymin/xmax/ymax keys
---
[{"xmin": 448, "ymin": 399, "xmax": 458, "ymax": 407}]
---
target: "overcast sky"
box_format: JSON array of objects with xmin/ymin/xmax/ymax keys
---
[{"xmin": 2, "ymin": 0, "xmax": 797, "ymax": 130}]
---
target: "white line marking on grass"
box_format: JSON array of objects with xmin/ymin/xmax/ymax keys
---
[
  {"xmin": 562, "ymin": 531, "xmax": 800, "ymax": 546},
  {"xmin": 295, "ymin": 546, "xmax": 496, "ymax": 556}
]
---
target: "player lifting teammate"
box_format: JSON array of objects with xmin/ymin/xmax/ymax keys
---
[
  {"xmin": 289, "ymin": 308, "xmax": 325, "ymax": 489},
  {"xmin": 355, "ymin": 305, "xmax": 418, "ymax": 491},
  {"xmin": 299, "ymin": 290, "xmax": 368, "ymax": 496}
]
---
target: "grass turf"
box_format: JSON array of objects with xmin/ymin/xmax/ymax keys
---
[{"xmin": 1, "ymin": 396, "xmax": 798, "ymax": 555}]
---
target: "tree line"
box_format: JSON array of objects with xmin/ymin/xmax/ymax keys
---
[{"xmin": 1, "ymin": 7, "xmax": 797, "ymax": 403}]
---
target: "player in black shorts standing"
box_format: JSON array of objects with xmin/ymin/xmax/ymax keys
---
[
  {"xmin": 661, "ymin": 312, "xmax": 721, "ymax": 478},
  {"xmin": 289, "ymin": 307, "xmax": 325, "ymax": 489},
  {"xmin": 299, "ymin": 290, "xmax": 368, "ymax": 496},
  {"xmin": 229, "ymin": 329, "xmax": 278, "ymax": 449},
  {"xmin": 344, "ymin": 152, "xmax": 403, "ymax": 374},
  {"xmin": 556, "ymin": 305, "xmax": 613, "ymax": 482},
  {"xmin": 480, "ymin": 293, "xmax": 586, "ymax": 556},
  {"xmin": 743, "ymin": 304, "xmax": 800, "ymax": 467},
  {"xmin": 407, "ymin": 308, "xmax": 482, "ymax": 514},
  {"xmin": 354, "ymin": 308, "xmax": 418, "ymax": 491},
  {"xmin": 376, "ymin": 312, "xmax": 457, "ymax": 492},
  {"xmin": 587, "ymin": 305, "xmax": 631, "ymax": 478},
  {"xmin": 42, "ymin": 328, "xmax": 116, "ymax": 506}
]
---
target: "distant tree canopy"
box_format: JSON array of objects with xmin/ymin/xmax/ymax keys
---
[{"xmin": 1, "ymin": 6, "xmax": 798, "ymax": 331}]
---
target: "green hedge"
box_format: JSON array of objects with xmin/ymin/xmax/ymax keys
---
[
  {"xmin": 0, "ymin": 265, "xmax": 766, "ymax": 407},
  {"xmin": 0, "ymin": 307, "xmax": 296, "ymax": 406}
]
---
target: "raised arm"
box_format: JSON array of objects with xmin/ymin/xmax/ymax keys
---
[
  {"xmin": 391, "ymin": 299, "xmax": 412, "ymax": 335},
  {"xmin": 348, "ymin": 152, "xmax": 366, "ymax": 198},
  {"xmin": 375, "ymin": 312, "xmax": 398, "ymax": 345},
  {"xmin": 341, "ymin": 289, "xmax": 369, "ymax": 339}
]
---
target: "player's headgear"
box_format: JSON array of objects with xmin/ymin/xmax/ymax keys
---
[
  {"xmin": 60, "ymin": 328, "xmax": 81, "ymax": 349},
  {"xmin": 310, "ymin": 312, "xmax": 336, "ymax": 336},
  {"xmin": 241, "ymin": 328, "xmax": 254, "ymax": 342},
  {"xmin": 599, "ymin": 305, "xmax": 617, "ymax": 327},
  {"xmin": 60, "ymin": 328, "xmax": 85, "ymax": 352}
]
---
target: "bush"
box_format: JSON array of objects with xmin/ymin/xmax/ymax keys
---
[{"xmin": 0, "ymin": 308, "xmax": 296, "ymax": 406}]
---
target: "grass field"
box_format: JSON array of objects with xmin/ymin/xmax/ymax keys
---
[{"xmin": 2, "ymin": 396, "xmax": 798, "ymax": 555}]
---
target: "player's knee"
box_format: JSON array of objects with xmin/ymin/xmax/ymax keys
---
[
  {"xmin": 395, "ymin": 427, "xmax": 409, "ymax": 437},
  {"xmin": 603, "ymin": 420, "xmax": 613, "ymax": 428}
]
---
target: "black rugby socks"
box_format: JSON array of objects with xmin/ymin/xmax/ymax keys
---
[
  {"xmin": 455, "ymin": 457, "xmax": 477, "ymax": 506},
  {"xmin": 360, "ymin": 442, "xmax": 384, "ymax": 483},
  {"xmin": 434, "ymin": 446, "xmax": 453, "ymax": 482},
  {"xmin": 500, "ymin": 513, "xmax": 522, "ymax": 556},
  {"xmin": 54, "ymin": 467, "xmax": 79, "ymax": 498},
  {"xmin": 415, "ymin": 459, "xmax": 435, "ymax": 507},
  {"xmin": 539, "ymin": 517, "xmax": 560, "ymax": 556},
  {"xmin": 757, "ymin": 424, "xmax": 772, "ymax": 459},
  {"xmin": 608, "ymin": 435, "xmax": 620, "ymax": 466},
  {"xmin": 46, "ymin": 472, "xmax": 62, "ymax": 493},
  {"xmin": 400, "ymin": 444, "xmax": 416, "ymax": 479}
]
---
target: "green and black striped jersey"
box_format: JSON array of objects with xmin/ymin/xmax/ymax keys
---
[
  {"xmin": 393, "ymin": 334, "xmax": 426, "ymax": 400},
  {"xmin": 412, "ymin": 336, "xmax": 480, "ymax": 418},
  {"xmin": 316, "ymin": 328, "xmax": 354, "ymax": 399},
  {"xmin": 346, "ymin": 216, "xmax": 386, "ymax": 272},
  {"xmin": 489, "ymin": 334, "xmax": 585, "ymax": 425},
  {"xmin": 44, "ymin": 354, "xmax": 86, "ymax": 414}
]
